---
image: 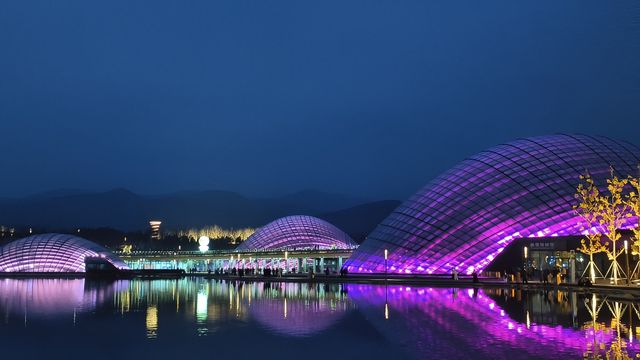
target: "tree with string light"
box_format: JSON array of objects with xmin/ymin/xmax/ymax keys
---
[
  {"xmin": 575, "ymin": 169, "xmax": 631, "ymax": 285},
  {"xmin": 626, "ymin": 170, "xmax": 640, "ymax": 279},
  {"xmin": 598, "ymin": 169, "xmax": 631, "ymax": 284},
  {"xmin": 574, "ymin": 173, "xmax": 608, "ymax": 283}
]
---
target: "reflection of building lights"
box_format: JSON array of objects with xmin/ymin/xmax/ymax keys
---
[
  {"xmin": 385, "ymin": 303, "xmax": 389, "ymax": 320},
  {"xmin": 196, "ymin": 289, "xmax": 208, "ymax": 323},
  {"xmin": 146, "ymin": 306, "xmax": 158, "ymax": 339},
  {"xmin": 526, "ymin": 311, "xmax": 530, "ymax": 329},
  {"xmin": 284, "ymin": 297, "xmax": 287, "ymax": 319}
]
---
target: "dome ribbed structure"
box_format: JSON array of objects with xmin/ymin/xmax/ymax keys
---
[
  {"xmin": 345, "ymin": 134, "xmax": 640, "ymax": 274},
  {"xmin": 237, "ymin": 215, "xmax": 356, "ymax": 251},
  {"xmin": 0, "ymin": 233, "xmax": 128, "ymax": 272}
]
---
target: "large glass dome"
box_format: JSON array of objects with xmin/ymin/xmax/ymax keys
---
[
  {"xmin": 345, "ymin": 134, "xmax": 640, "ymax": 275},
  {"xmin": 236, "ymin": 215, "xmax": 357, "ymax": 251},
  {"xmin": 0, "ymin": 233, "xmax": 129, "ymax": 272}
]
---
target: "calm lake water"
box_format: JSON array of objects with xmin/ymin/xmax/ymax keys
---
[{"xmin": 0, "ymin": 278, "xmax": 638, "ymax": 359}]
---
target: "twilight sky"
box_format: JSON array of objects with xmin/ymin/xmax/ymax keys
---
[{"xmin": 1, "ymin": 1, "xmax": 639, "ymax": 200}]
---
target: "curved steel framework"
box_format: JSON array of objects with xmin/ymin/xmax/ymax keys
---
[
  {"xmin": 345, "ymin": 134, "xmax": 640, "ymax": 275},
  {"xmin": 236, "ymin": 215, "xmax": 357, "ymax": 251},
  {"xmin": 0, "ymin": 233, "xmax": 129, "ymax": 272}
]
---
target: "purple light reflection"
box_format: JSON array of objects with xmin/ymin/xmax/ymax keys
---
[
  {"xmin": 348, "ymin": 285, "xmax": 635, "ymax": 359},
  {"xmin": 0, "ymin": 278, "xmax": 126, "ymax": 318},
  {"xmin": 250, "ymin": 297, "xmax": 352, "ymax": 337}
]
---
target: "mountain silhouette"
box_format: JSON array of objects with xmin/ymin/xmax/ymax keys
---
[{"xmin": 0, "ymin": 189, "xmax": 389, "ymax": 236}]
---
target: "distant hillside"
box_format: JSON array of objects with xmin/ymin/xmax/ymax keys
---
[
  {"xmin": 0, "ymin": 188, "xmax": 374, "ymax": 231},
  {"xmin": 317, "ymin": 200, "xmax": 401, "ymax": 243},
  {"xmin": 260, "ymin": 189, "xmax": 367, "ymax": 214}
]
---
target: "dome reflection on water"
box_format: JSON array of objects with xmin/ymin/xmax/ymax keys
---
[
  {"xmin": 110, "ymin": 279, "xmax": 353, "ymax": 338},
  {"xmin": 249, "ymin": 282, "xmax": 353, "ymax": 337},
  {"xmin": 0, "ymin": 278, "xmax": 125, "ymax": 319},
  {"xmin": 348, "ymin": 285, "xmax": 640, "ymax": 359},
  {"xmin": 1, "ymin": 278, "xmax": 639, "ymax": 359}
]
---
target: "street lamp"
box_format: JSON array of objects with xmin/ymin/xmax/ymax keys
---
[
  {"xmin": 284, "ymin": 250, "xmax": 288, "ymax": 274},
  {"xmin": 384, "ymin": 249, "xmax": 388, "ymax": 280}
]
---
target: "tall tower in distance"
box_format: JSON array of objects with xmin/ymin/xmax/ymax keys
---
[{"xmin": 149, "ymin": 220, "xmax": 162, "ymax": 241}]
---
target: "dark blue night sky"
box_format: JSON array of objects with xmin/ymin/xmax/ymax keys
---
[{"xmin": 1, "ymin": 1, "xmax": 638, "ymax": 199}]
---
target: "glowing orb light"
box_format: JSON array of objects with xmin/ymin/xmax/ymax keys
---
[
  {"xmin": 198, "ymin": 236, "xmax": 210, "ymax": 247},
  {"xmin": 198, "ymin": 236, "xmax": 210, "ymax": 252}
]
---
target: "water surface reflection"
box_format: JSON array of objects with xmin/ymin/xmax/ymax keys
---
[{"xmin": 0, "ymin": 278, "xmax": 638, "ymax": 360}]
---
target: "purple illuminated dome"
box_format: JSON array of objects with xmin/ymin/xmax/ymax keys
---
[
  {"xmin": 345, "ymin": 134, "xmax": 640, "ymax": 275},
  {"xmin": 0, "ymin": 233, "xmax": 129, "ymax": 272},
  {"xmin": 236, "ymin": 215, "xmax": 357, "ymax": 251}
]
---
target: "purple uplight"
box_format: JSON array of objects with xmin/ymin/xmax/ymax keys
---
[
  {"xmin": 0, "ymin": 233, "xmax": 129, "ymax": 272},
  {"xmin": 345, "ymin": 134, "xmax": 640, "ymax": 274},
  {"xmin": 236, "ymin": 215, "xmax": 357, "ymax": 251}
]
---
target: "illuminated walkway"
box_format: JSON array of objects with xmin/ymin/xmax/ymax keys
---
[{"xmin": 116, "ymin": 248, "xmax": 354, "ymax": 273}]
